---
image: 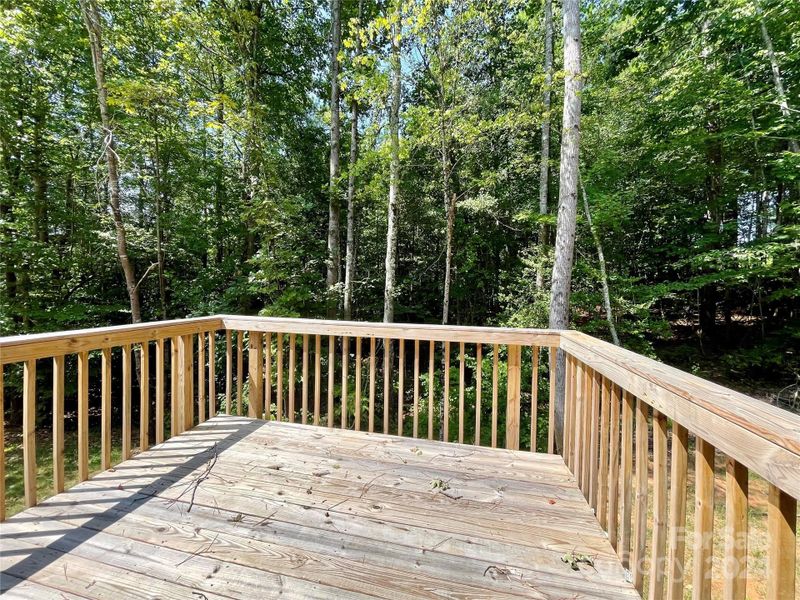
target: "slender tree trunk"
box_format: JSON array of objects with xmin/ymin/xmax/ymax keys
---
[
  {"xmin": 327, "ymin": 0, "xmax": 343, "ymax": 314},
  {"xmin": 548, "ymin": 0, "xmax": 581, "ymax": 443},
  {"xmin": 31, "ymin": 111, "xmax": 49, "ymax": 244},
  {"xmin": 383, "ymin": 6, "xmax": 402, "ymax": 323},
  {"xmin": 343, "ymin": 0, "xmax": 363, "ymax": 321},
  {"xmin": 80, "ymin": 0, "xmax": 142, "ymax": 323},
  {"xmin": 441, "ymin": 121, "xmax": 454, "ymax": 325},
  {"xmin": 215, "ymin": 73, "xmax": 225, "ymax": 266},
  {"xmin": 535, "ymin": 0, "xmax": 553, "ymax": 292},
  {"xmin": 759, "ymin": 16, "xmax": 800, "ymax": 153},
  {"xmin": 580, "ymin": 178, "xmax": 619, "ymax": 345}
]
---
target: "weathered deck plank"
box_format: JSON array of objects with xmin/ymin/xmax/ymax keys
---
[{"xmin": 1, "ymin": 416, "xmax": 638, "ymax": 599}]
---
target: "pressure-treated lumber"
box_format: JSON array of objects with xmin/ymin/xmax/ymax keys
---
[
  {"xmin": 724, "ymin": 458, "xmax": 748, "ymax": 600},
  {"xmin": 767, "ymin": 484, "xmax": 796, "ymax": 600},
  {"xmin": 52, "ymin": 355, "xmax": 65, "ymax": 493},
  {"xmin": 692, "ymin": 438, "xmax": 715, "ymax": 600},
  {"xmin": 666, "ymin": 423, "xmax": 688, "ymax": 600},
  {"xmin": 23, "ymin": 359, "xmax": 36, "ymax": 508},
  {"xmin": 248, "ymin": 331, "xmax": 264, "ymax": 419}
]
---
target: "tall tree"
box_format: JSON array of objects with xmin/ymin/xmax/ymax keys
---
[
  {"xmin": 383, "ymin": 1, "xmax": 402, "ymax": 323},
  {"xmin": 327, "ymin": 0, "xmax": 343, "ymax": 313},
  {"xmin": 535, "ymin": 0, "xmax": 554, "ymax": 292},
  {"xmin": 343, "ymin": 0, "xmax": 364, "ymax": 321},
  {"xmin": 758, "ymin": 10, "xmax": 799, "ymax": 154},
  {"xmin": 548, "ymin": 0, "xmax": 581, "ymax": 435},
  {"xmin": 79, "ymin": 0, "xmax": 142, "ymax": 323}
]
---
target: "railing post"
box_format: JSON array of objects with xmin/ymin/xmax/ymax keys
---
[
  {"xmin": 181, "ymin": 334, "xmax": 194, "ymax": 431},
  {"xmin": 767, "ymin": 484, "xmax": 796, "ymax": 599},
  {"xmin": 23, "ymin": 359, "xmax": 36, "ymax": 508},
  {"xmin": 505, "ymin": 344, "xmax": 521, "ymax": 450},
  {"xmin": 248, "ymin": 331, "xmax": 264, "ymax": 419}
]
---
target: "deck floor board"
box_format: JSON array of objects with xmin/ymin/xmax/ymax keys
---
[{"xmin": 1, "ymin": 415, "xmax": 639, "ymax": 599}]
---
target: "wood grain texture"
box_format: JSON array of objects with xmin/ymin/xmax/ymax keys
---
[
  {"xmin": 666, "ymin": 423, "xmax": 688, "ymax": 600},
  {"xmin": 0, "ymin": 316, "xmax": 223, "ymax": 364},
  {"xmin": 289, "ymin": 332, "xmax": 296, "ymax": 422},
  {"xmin": 101, "ymin": 347, "xmax": 112, "ymax": 468},
  {"xmin": 531, "ymin": 346, "xmax": 539, "ymax": 452},
  {"xmin": 236, "ymin": 331, "xmax": 243, "ymax": 416},
  {"xmin": 122, "ymin": 344, "xmax": 132, "ymax": 459},
  {"xmin": 23, "ymin": 359, "xmax": 36, "ymax": 508},
  {"xmin": 248, "ymin": 331, "xmax": 264, "ymax": 419},
  {"xmin": 342, "ymin": 336, "xmax": 349, "ymax": 429},
  {"xmin": 619, "ymin": 389, "xmax": 634, "ymax": 568},
  {"xmin": 560, "ymin": 331, "xmax": 800, "ymax": 499},
  {"xmin": 1, "ymin": 414, "xmax": 639, "ymax": 600},
  {"xmin": 692, "ymin": 438, "xmax": 715, "ymax": 600},
  {"xmin": 475, "ymin": 344, "xmax": 482, "ymax": 447},
  {"xmin": 767, "ymin": 484, "xmax": 796, "ymax": 600},
  {"xmin": 607, "ymin": 383, "xmax": 621, "ymax": 551},
  {"xmin": 724, "ymin": 458, "xmax": 748, "ymax": 600},
  {"xmin": 52, "ymin": 355, "xmax": 65, "ymax": 493},
  {"xmin": 648, "ymin": 409, "xmax": 668, "ymax": 599},
  {"xmin": 225, "ymin": 330, "xmax": 232, "ymax": 414},
  {"xmin": 315, "ymin": 334, "xmax": 322, "ymax": 425},
  {"xmin": 631, "ymin": 398, "xmax": 649, "ymax": 593},
  {"xmin": 302, "ymin": 334, "xmax": 309, "ymax": 424},
  {"xmin": 506, "ymin": 344, "xmax": 521, "ymax": 450},
  {"xmin": 139, "ymin": 344, "xmax": 149, "ymax": 450},
  {"xmin": 156, "ymin": 339, "xmax": 164, "ymax": 443},
  {"xmin": 0, "ymin": 365, "xmax": 4, "ymax": 520},
  {"xmin": 77, "ymin": 351, "xmax": 89, "ymax": 481}
]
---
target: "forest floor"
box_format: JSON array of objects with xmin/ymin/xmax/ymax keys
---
[{"xmin": 3, "ymin": 424, "xmax": 782, "ymax": 599}]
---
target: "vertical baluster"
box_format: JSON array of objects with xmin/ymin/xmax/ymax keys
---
[
  {"xmin": 693, "ymin": 439, "xmax": 715, "ymax": 600},
  {"xmin": 288, "ymin": 333, "xmax": 296, "ymax": 422},
  {"xmin": 475, "ymin": 344, "xmax": 482, "ymax": 446},
  {"xmin": 156, "ymin": 339, "xmax": 165, "ymax": 443},
  {"xmin": 491, "ymin": 344, "xmax": 498, "ymax": 448},
  {"xmin": 277, "ymin": 333, "xmax": 284, "ymax": 421},
  {"xmin": 208, "ymin": 332, "xmax": 216, "ymax": 418},
  {"xmin": 248, "ymin": 331, "xmax": 264, "ymax": 419},
  {"xmin": 572, "ymin": 361, "xmax": 584, "ymax": 479},
  {"xmin": 767, "ymin": 484, "xmax": 796, "ymax": 599},
  {"xmin": 608, "ymin": 383, "xmax": 621, "ymax": 551},
  {"xmin": 122, "ymin": 344, "xmax": 133, "ymax": 460},
  {"xmin": 383, "ymin": 338, "xmax": 390, "ymax": 434},
  {"xmin": 78, "ymin": 351, "xmax": 89, "ymax": 481},
  {"xmin": 427, "ymin": 340, "xmax": 434, "ymax": 440},
  {"xmin": 649, "ymin": 409, "xmax": 668, "ymax": 599},
  {"xmin": 597, "ymin": 376, "xmax": 611, "ymax": 528},
  {"xmin": 328, "ymin": 335, "xmax": 334, "ymax": 427},
  {"xmin": 236, "ymin": 331, "xmax": 243, "ymax": 416},
  {"xmin": 458, "ymin": 341, "xmax": 465, "ymax": 443},
  {"xmin": 584, "ymin": 368, "xmax": 597, "ymax": 500},
  {"xmin": 443, "ymin": 341, "xmax": 450, "ymax": 442},
  {"xmin": 264, "ymin": 332, "xmax": 272, "ymax": 420},
  {"xmin": 341, "ymin": 336, "xmax": 349, "ymax": 429},
  {"xmin": 397, "ymin": 339, "xmax": 404, "ymax": 436},
  {"xmin": 302, "ymin": 334, "xmax": 309, "ymax": 424},
  {"xmin": 102, "ymin": 347, "xmax": 112, "ymax": 468},
  {"xmin": 547, "ymin": 348, "xmax": 556, "ymax": 454},
  {"xmin": 225, "ymin": 330, "xmax": 232, "ymax": 414},
  {"xmin": 506, "ymin": 345, "xmax": 521, "ymax": 451},
  {"xmin": 355, "ymin": 337, "xmax": 362, "ymax": 431},
  {"xmin": 198, "ymin": 335, "xmax": 205, "ymax": 423},
  {"xmin": 23, "ymin": 359, "xmax": 36, "ymax": 508},
  {"xmin": 0, "ymin": 365, "xmax": 4, "ymax": 520},
  {"xmin": 620, "ymin": 389, "xmax": 634, "ymax": 568},
  {"xmin": 724, "ymin": 458, "xmax": 749, "ymax": 600},
  {"xmin": 314, "ymin": 334, "xmax": 321, "ymax": 425},
  {"xmin": 182, "ymin": 335, "xmax": 194, "ymax": 431},
  {"xmin": 53, "ymin": 355, "xmax": 65, "ymax": 493},
  {"xmin": 564, "ymin": 355, "xmax": 574, "ymax": 469},
  {"xmin": 413, "ymin": 339, "xmax": 419, "ymax": 438},
  {"xmin": 530, "ymin": 346, "xmax": 539, "ymax": 452},
  {"xmin": 140, "ymin": 343, "xmax": 149, "ymax": 451},
  {"xmin": 666, "ymin": 423, "xmax": 688, "ymax": 600},
  {"xmin": 369, "ymin": 337, "xmax": 376, "ymax": 432},
  {"xmin": 631, "ymin": 398, "xmax": 649, "ymax": 593}
]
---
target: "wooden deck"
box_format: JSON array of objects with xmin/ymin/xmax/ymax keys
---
[{"xmin": 1, "ymin": 415, "xmax": 639, "ymax": 599}]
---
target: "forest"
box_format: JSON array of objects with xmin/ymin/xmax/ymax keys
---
[{"xmin": 1, "ymin": 0, "xmax": 798, "ymax": 411}]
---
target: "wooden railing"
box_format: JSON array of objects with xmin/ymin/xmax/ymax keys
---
[{"xmin": 0, "ymin": 316, "xmax": 797, "ymax": 599}]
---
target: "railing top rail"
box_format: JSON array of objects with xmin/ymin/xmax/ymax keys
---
[
  {"xmin": 219, "ymin": 315, "xmax": 560, "ymax": 346},
  {"xmin": 560, "ymin": 330, "xmax": 800, "ymax": 499},
  {"xmin": 0, "ymin": 316, "xmax": 223, "ymax": 364}
]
